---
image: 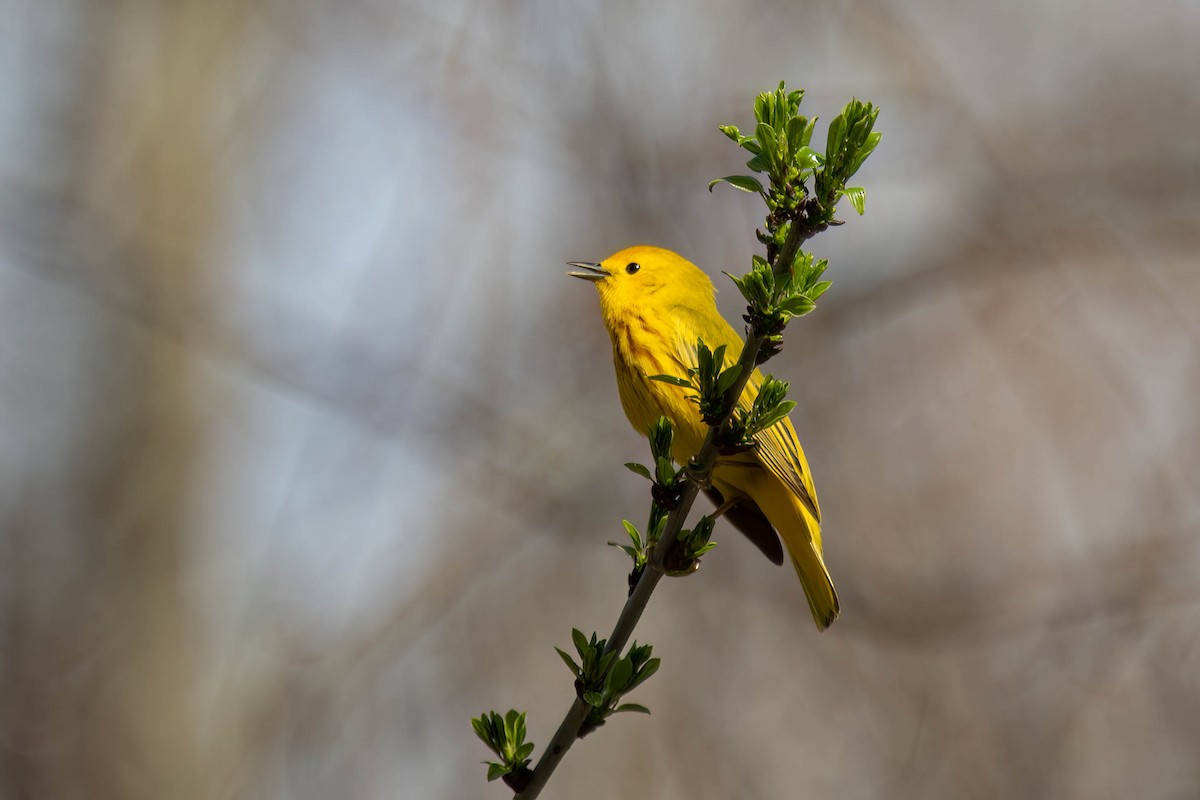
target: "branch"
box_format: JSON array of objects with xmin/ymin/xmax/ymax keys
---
[
  {"xmin": 474, "ymin": 81, "xmax": 882, "ymax": 800},
  {"xmin": 514, "ymin": 227, "xmax": 804, "ymax": 798}
]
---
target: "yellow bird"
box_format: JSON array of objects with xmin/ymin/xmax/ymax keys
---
[{"xmin": 570, "ymin": 245, "xmax": 839, "ymax": 630}]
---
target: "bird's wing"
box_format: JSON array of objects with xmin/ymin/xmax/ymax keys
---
[
  {"xmin": 673, "ymin": 306, "xmax": 821, "ymax": 523},
  {"xmin": 751, "ymin": 412, "xmax": 821, "ymax": 522}
]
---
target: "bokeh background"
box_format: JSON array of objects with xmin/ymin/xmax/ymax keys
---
[{"xmin": 2, "ymin": 0, "xmax": 1198, "ymax": 798}]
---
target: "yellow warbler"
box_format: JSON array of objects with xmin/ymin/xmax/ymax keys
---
[{"xmin": 570, "ymin": 245, "xmax": 838, "ymax": 630}]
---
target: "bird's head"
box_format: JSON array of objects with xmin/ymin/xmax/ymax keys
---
[{"xmin": 568, "ymin": 246, "xmax": 716, "ymax": 321}]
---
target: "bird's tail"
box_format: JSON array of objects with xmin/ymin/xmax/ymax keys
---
[{"xmin": 779, "ymin": 506, "xmax": 840, "ymax": 631}]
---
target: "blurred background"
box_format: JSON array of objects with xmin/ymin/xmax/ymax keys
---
[{"xmin": 1, "ymin": 0, "xmax": 1198, "ymax": 798}]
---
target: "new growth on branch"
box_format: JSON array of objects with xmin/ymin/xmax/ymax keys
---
[{"xmin": 473, "ymin": 81, "xmax": 880, "ymax": 798}]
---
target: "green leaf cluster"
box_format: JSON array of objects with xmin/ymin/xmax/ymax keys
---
[
  {"xmin": 724, "ymin": 375, "xmax": 796, "ymax": 450},
  {"xmin": 471, "ymin": 710, "xmax": 535, "ymax": 786},
  {"xmin": 622, "ymin": 418, "xmax": 690, "ymax": 590},
  {"xmin": 608, "ymin": 519, "xmax": 651, "ymax": 572},
  {"xmin": 680, "ymin": 515, "xmax": 717, "ymax": 561},
  {"xmin": 659, "ymin": 514, "xmax": 720, "ymax": 575},
  {"xmin": 711, "ymin": 84, "xmax": 880, "ymax": 347},
  {"xmin": 713, "ymin": 82, "xmax": 880, "ymax": 221},
  {"xmin": 625, "ymin": 417, "xmax": 680, "ymax": 499},
  {"xmin": 557, "ymin": 631, "xmax": 661, "ymax": 736},
  {"xmin": 815, "ymin": 98, "xmax": 880, "ymax": 215},
  {"xmin": 650, "ymin": 341, "xmax": 743, "ymax": 426},
  {"xmin": 728, "ymin": 251, "xmax": 830, "ymax": 359},
  {"xmin": 711, "ymin": 83, "xmax": 818, "ymax": 198}
]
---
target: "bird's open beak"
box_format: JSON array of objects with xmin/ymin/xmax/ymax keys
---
[{"xmin": 566, "ymin": 262, "xmax": 609, "ymax": 282}]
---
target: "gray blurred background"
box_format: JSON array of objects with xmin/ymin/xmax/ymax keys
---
[{"xmin": 1, "ymin": 0, "xmax": 1198, "ymax": 798}]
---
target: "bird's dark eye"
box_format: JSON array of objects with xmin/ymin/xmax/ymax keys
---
[{"xmin": 625, "ymin": 262, "xmax": 641, "ymax": 275}]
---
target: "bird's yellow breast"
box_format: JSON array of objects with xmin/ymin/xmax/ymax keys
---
[{"xmin": 606, "ymin": 308, "xmax": 708, "ymax": 460}]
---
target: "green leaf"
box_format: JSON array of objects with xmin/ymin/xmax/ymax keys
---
[
  {"xmin": 647, "ymin": 509, "xmax": 666, "ymax": 542},
  {"xmin": 486, "ymin": 762, "xmax": 510, "ymax": 781},
  {"xmin": 754, "ymin": 122, "xmax": 778, "ymax": 165},
  {"xmin": 795, "ymin": 146, "xmax": 824, "ymax": 170},
  {"xmin": 863, "ymin": 129, "xmax": 882, "ymax": 152},
  {"xmin": 842, "ymin": 186, "xmax": 866, "ymax": 215},
  {"xmin": 745, "ymin": 153, "xmax": 770, "ymax": 173},
  {"xmin": 687, "ymin": 515, "xmax": 715, "ymax": 546},
  {"xmin": 805, "ymin": 257, "xmax": 828, "ymax": 285},
  {"xmin": 515, "ymin": 742, "xmax": 535, "ymax": 761},
  {"xmin": 583, "ymin": 691, "xmax": 604, "ymax": 708},
  {"xmin": 615, "ymin": 703, "xmax": 651, "ymax": 715},
  {"xmin": 753, "ymin": 92, "xmax": 769, "ymax": 123},
  {"xmin": 786, "ymin": 116, "xmax": 809, "ymax": 158},
  {"xmin": 655, "ymin": 456, "xmax": 675, "ymax": 483},
  {"xmin": 471, "ymin": 716, "xmax": 491, "ymax": 746},
  {"xmin": 849, "ymin": 130, "xmax": 881, "ymax": 176},
  {"xmin": 826, "ymin": 113, "xmax": 847, "ymax": 163},
  {"xmin": 503, "ymin": 710, "xmax": 520, "ymax": 746},
  {"xmin": 648, "ymin": 417, "xmax": 674, "ymax": 461},
  {"xmin": 630, "ymin": 657, "xmax": 661, "ymax": 689},
  {"xmin": 802, "ymin": 116, "xmax": 817, "ymax": 147},
  {"xmin": 779, "ymin": 295, "xmax": 816, "ymax": 317},
  {"xmin": 755, "ymin": 375, "xmax": 788, "ymax": 406},
  {"xmin": 715, "ymin": 364, "xmax": 743, "ymax": 397},
  {"xmin": 753, "ymin": 401, "xmax": 797, "ymax": 433},
  {"xmin": 571, "ymin": 629, "xmax": 590, "ymax": 658},
  {"xmin": 514, "ymin": 714, "xmax": 527, "ymax": 753},
  {"xmin": 608, "ymin": 542, "xmax": 635, "ymax": 559},
  {"xmin": 810, "ymin": 280, "xmax": 832, "ymax": 300},
  {"xmin": 649, "ymin": 374, "xmax": 693, "ymax": 388},
  {"xmin": 555, "ymin": 646, "xmax": 582, "ymax": 677},
  {"xmin": 718, "ymin": 124, "xmax": 741, "ymax": 142},
  {"xmin": 623, "ymin": 462, "xmax": 652, "ymax": 481},
  {"xmin": 607, "ymin": 656, "xmax": 634, "ymax": 695},
  {"xmin": 622, "ymin": 519, "xmax": 642, "ymax": 548},
  {"xmin": 707, "ymin": 175, "xmax": 764, "ymax": 194},
  {"xmin": 696, "ymin": 340, "xmax": 712, "ymax": 371},
  {"xmin": 713, "ymin": 343, "xmax": 728, "ymax": 370}
]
